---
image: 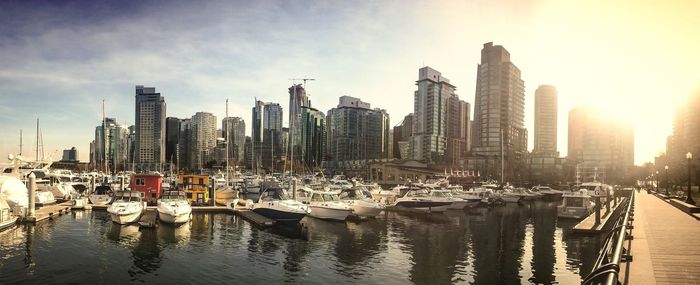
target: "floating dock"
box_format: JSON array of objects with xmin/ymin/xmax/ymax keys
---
[
  {"xmin": 19, "ymin": 202, "xmax": 72, "ymax": 223},
  {"xmin": 572, "ymin": 198, "xmax": 627, "ymax": 234},
  {"xmin": 138, "ymin": 209, "xmax": 159, "ymax": 228},
  {"xmin": 234, "ymin": 209, "xmax": 275, "ymax": 227}
]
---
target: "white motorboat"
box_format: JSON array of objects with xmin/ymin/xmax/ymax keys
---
[
  {"xmin": 496, "ymin": 189, "xmax": 523, "ymax": 203},
  {"xmin": 157, "ymin": 190, "xmax": 192, "ymax": 224},
  {"xmin": 107, "ymin": 191, "xmax": 145, "ymax": 224},
  {"xmin": 215, "ymin": 186, "xmax": 238, "ymax": 206},
  {"xmin": 530, "ymin": 186, "xmax": 564, "ymax": 201},
  {"xmin": 557, "ymin": 189, "xmax": 594, "ymax": 219},
  {"xmin": 429, "ymin": 189, "xmax": 474, "ymax": 210},
  {"xmin": 392, "ymin": 189, "xmax": 452, "ymax": 213},
  {"xmin": 35, "ymin": 190, "xmax": 56, "ymax": 206},
  {"xmin": 297, "ymin": 188, "xmax": 352, "ymax": 221},
  {"xmin": 368, "ymin": 184, "xmax": 400, "ymax": 205},
  {"xmin": 448, "ymin": 189, "xmax": 482, "ymax": 208},
  {"xmin": 71, "ymin": 196, "xmax": 90, "ymax": 210},
  {"xmin": 89, "ymin": 185, "xmax": 114, "ymax": 205},
  {"xmin": 250, "ymin": 188, "xmax": 310, "ymax": 223},
  {"xmin": 338, "ymin": 187, "xmax": 384, "ymax": 218},
  {"xmin": 0, "ymin": 198, "xmax": 18, "ymax": 230},
  {"xmin": 0, "ymin": 175, "xmax": 29, "ymax": 209}
]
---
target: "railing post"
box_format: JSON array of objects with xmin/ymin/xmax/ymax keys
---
[{"xmin": 595, "ymin": 196, "xmax": 601, "ymax": 225}]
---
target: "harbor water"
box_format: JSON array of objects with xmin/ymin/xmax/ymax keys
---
[{"xmin": 0, "ymin": 201, "xmax": 601, "ymax": 284}]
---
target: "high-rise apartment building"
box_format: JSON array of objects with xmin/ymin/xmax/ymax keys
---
[
  {"xmin": 326, "ymin": 96, "xmax": 390, "ymax": 168},
  {"xmin": 190, "ymin": 112, "xmax": 217, "ymax": 169},
  {"xmin": 534, "ymin": 85, "xmax": 558, "ymax": 156},
  {"xmin": 222, "ymin": 117, "xmax": 246, "ymax": 164},
  {"xmin": 94, "ymin": 118, "xmax": 130, "ymax": 171},
  {"xmin": 447, "ymin": 96, "xmax": 470, "ymax": 165},
  {"xmin": 288, "ymin": 84, "xmax": 311, "ymax": 164},
  {"xmin": 300, "ymin": 106, "xmax": 325, "ymax": 169},
  {"xmin": 410, "ymin": 66, "xmax": 460, "ymax": 163},
  {"xmin": 567, "ymin": 106, "xmax": 634, "ymax": 183},
  {"xmin": 471, "ymin": 42, "xmax": 527, "ymax": 181},
  {"xmin": 252, "ymin": 101, "xmax": 284, "ymax": 171},
  {"xmin": 134, "ymin": 85, "xmax": 166, "ymax": 170}
]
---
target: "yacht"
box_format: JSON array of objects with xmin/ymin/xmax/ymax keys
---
[
  {"xmin": 392, "ymin": 189, "xmax": 452, "ymax": 213},
  {"xmin": 157, "ymin": 190, "xmax": 192, "ymax": 224},
  {"xmin": 445, "ymin": 189, "xmax": 482, "ymax": 208},
  {"xmin": 297, "ymin": 188, "xmax": 352, "ymax": 221},
  {"xmin": 35, "ymin": 190, "xmax": 56, "ymax": 206},
  {"xmin": 107, "ymin": 191, "xmax": 145, "ymax": 224},
  {"xmin": 338, "ymin": 187, "xmax": 384, "ymax": 218},
  {"xmin": 557, "ymin": 189, "xmax": 594, "ymax": 219},
  {"xmin": 368, "ymin": 184, "xmax": 400, "ymax": 205},
  {"xmin": 429, "ymin": 189, "xmax": 473, "ymax": 210},
  {"xmin": 530, "ymin": 185, "xmax": 564, "ymax": 201},
  {"xmin": 0, "ymin": 198, "xmax": 18, "ymax": 230},
  {"xmin": 0, "ymin": 175, "xmax": 29, "ymax": 209},
  {"xmin": 250, "ymin": 187, "xmax": 310, "ymax": 223},
  {"xmin": 89, "ymin": 184, "xmax": 114, "ymax": 205},
  {"xmin": 496, "ymin": 189, "xmax": 523, "ymax": 203}
]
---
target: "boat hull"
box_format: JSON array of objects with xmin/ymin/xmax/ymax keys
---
[
  {"xmin": 89, "ymin": 194, "xmax": 112, "ymax": 206},
  {"xmin": 557, "ymin": 206, "xmax": 591, "ymax": 219},
  {"xmin": 351, "ymin": 205, "xmax": 383, "ymax": 218},
  {"xmin": 252, "ymin": 208, "xmax": 306, "ymax": 223},
  {"xmin": 159, "ymin": 211, "xmax": 192, "ymax": 224},
  {"xmin": 447, "ymin": 200, "xmax": 471, "ymax": 210},
  {"xmin": 109, "ymin": 211, "xmax": 142, "ymax": 225},
  {"xmin": 0, "ymin": 216, "xmax": 18, "ymax": 230},
  {"xmin": 500, "ymin": 195, "xmax": 522, "ymax": 203},
  {"xmin": 309, "ymin": 206, "xmax": 352, "ymax": 221},
  {"xmin": 394, "ymin": 201, "xmax": 452, "ymax": 209}
]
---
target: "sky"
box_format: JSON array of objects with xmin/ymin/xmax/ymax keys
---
[{"xmin": 1, "ymin": 0, "xmax": 699, "ymax": 165}]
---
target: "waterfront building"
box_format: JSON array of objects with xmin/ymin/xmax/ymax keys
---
[
  {"xmin": 409, "ymin": 66, "xmax": 468, "ymax": 164},
  {"xmin": 93, "ymin": 118, "xmax": 130, "ymax": 172},
  {"xmin": 222, "ymin": 116, "xmax": 246, "ymax": 165},
  {"xmin": 567, "ymin": 106, "xmax": 634, "ymax": 183},
  {"xmin": 533, "ymin": 85, "xmax": 558, "ymax": 157},
  {"xmin": 288, "ymin": 84, "xmax": 311, "ymax": 166},
  {"xmin": 326, "ymin": 96, "xmax": 391, "ymax": 173},
  {"xmin": 134, "ymin": 85, "xmax": 166, "ymax": 170},
  {"xmin": 470, "ymin": 42, "xmax": 527, "ymax": 181},
  {"xmin": 165, "ymin": 117, "xmax": 181, "ymax": 164},
  {"xmin": 300, "ymin": 106, "xmax": 325, "ymax": 170},
  {"xmin": 190, "ymin": 112, "xmax": 217, "ymax": 169}
]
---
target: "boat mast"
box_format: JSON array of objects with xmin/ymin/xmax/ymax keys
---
[
  {"xmin": 225, "ymin": 99, "xmax": 229, "ymax": 186},
  {"xmin": 19, "ymin": 129, "xmax": 22, "ymax": 156},
  {"xmin": 36, "ymin": 117, "xmax": 39, "ymax": 162}
]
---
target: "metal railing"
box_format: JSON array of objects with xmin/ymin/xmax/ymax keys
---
[{"xmin": 582, "ymin": 191, "xmax": 635, "ymax": 285}]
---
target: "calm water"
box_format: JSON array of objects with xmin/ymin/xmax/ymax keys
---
[{"xmin": 0, "ymin": 201, "xmax": 601, "ymax": 284}]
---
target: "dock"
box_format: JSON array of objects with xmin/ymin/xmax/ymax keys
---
[
  {"xmin": 620, "ymin": 190, "xmax": 700, "ymax": 284},
  {"xmin": 234, "ymin": 209, "xmax": 275, "ymax": 227},
  {"xmin": 138, "ymin": 209, "xmax": 158, "ymax": 228},
  {"xmin": 18, "ymin": 202, "xmax": 72, "ymax": 223},
  {"xmin": 572, "ymin": 197, "xmax": 627, "ymax": 234}
]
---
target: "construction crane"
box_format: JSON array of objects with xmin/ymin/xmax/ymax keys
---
[{"xmin": 289, "ymin": 78, "xmax": 315, "ymax": 89}]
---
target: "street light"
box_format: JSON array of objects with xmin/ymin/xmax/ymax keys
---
[
  {"xmin": 665, "ymin": 165, "xmax": 669, "ymax": 196},
  {"xmin": 686, "ymin": 152, "xmax": 695, "ymax": 205}
]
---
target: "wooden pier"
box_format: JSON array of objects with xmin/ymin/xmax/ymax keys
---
[
  {"xmin": 572, "ymin": 197, "xmax": 627, "ymax": 234},
  {"xmin": 620, "ymin": 190, "xmax": 700, "ymax": 284},
  {"xmin": 18, "ymin": 202, "xmax": 72, "ymax": 223},
  {"xmin": 234, "ymin": 209, "xmax": 275, "ymax": 227}
]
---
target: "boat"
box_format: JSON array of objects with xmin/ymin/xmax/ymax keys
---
[
  {"xmin": 0, "ymin": 198, "xmax": 18, "ymax": 230},
  {"xmin": 338, "ymin": 187, "xmax": 384, "ymax": 218},
  {"xmin": 71, "ymin": 196, "xmax": 90, "ymax": 210},
  {"xmin": 392, "ymin": 189, "xmax": 452, "ymax": 213},
  {"xmin": 444, "ymin": 189, "xmax": 482, "ymax": 209},
  {"xmin": 428, "ymin": 189, "xmax": 473, "ymax": 210},
  {"xmin": 557, "ymin": 189, "xmax": 594, "ymax": 219},
  {"xmin": 296, "ymin": 188, "xmax": 352, "ymax": 221},
  {"xmin": 35, "ymin": 190, "xmax": 56, "ymax": 206},
  {"xmin": 106, "ymin": 191, "xmax": 145, "ymax": 224},
  {"xmin": 368, "ymin": 183, "xmax": 400, "ymax": 205},
  {"xmin": 215, "ymin": 186, "xmax": 238, "ymax": 206},
  {"xmin": 0, "ymin": 175, "xmax": 29, "ymax": 209},
  {"xmin": 496, "ymin": 189, "xmax": 522, "ymax": 203},
  {"xmin": 249, "ymin": 187, "xmax": 310, "ymax": 223},
  {"xmin": 157, "ymin": 190, "xmax": 192, "ymax": 224},
  {"xmin": 530, "ymin": 185, "xmax": 564, "ymax": 201},
  {"xmin": 89, "ymin": 184, "xmax": 114, "ymax": 205}
]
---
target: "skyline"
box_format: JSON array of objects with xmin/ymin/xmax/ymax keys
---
[{"xmin": 1, "ymin": 1, "xmax": 700, "ymax": 165}]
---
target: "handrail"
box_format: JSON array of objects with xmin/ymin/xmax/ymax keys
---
[{"xmin": 581, "ymin": 190, "xmax": 635, "ymax": 285}]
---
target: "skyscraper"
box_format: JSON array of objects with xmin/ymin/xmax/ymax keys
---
[
  {"xmin": 134, "ymin": 85, "xmax": 166, "ymax": 170},
  {"xmin": 300, "ymin": 106, "xmax": 325, "ymax": 169},
  {"xmin": 190, "ymin": 112, "xmax": 217, "ymax": 169},
  {"xmin": 288, "ymin": 84, "xmax": 310, "ymax": 164},
  {"xmin": 94, "ymin": 118, "xmax": 129, "ymax": 172},
  {"xmin": 471, "ymin": 42, "xmax": 527, "ymax": 181},
  {"xmin": 165, "ymin": 117, "xmax": 181, "ymax": 164},
  {"xmin": 252, "ymin": 101, "xmax": 284, "ymax": 171},
  {"xmin": 222, "ymin": 116, "xmax": 246, "ymax": 164},
  {"xmin": 533, "ymin": 85, "xmax": 558, "ymax": 156},
  {"xmin": 326, "ymin": 96, "xmax": 391, "ymax": 169},
  {"xmin": 447, "ymin": 96, "xmax": 470, "ymax": 165},
  {"xmin": 392, "ymin": 114, "xmax": 414, "ymax": 159}
]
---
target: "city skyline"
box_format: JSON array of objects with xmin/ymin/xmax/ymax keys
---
[{"xmin": 1, "ymin": 1, "xmax": 700, "ymax": 165}]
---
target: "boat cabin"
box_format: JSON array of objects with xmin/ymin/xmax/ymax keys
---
[
  {"xmin": 258, "ymin": 188, "xmax": 291, "ymax": 202},
  {"xmin": 178, "ymin": 174, "xmax": 210, "ymax": 205},
  {"xmin": 130, "ymin": 174, "xmax": 163, "ymax": 205}
]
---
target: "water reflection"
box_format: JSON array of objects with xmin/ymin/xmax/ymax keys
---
[{"xmin": 0, "ymin": 201, "xmax": 604, "ymax": 284}]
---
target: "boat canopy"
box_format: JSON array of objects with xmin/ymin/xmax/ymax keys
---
[{"xmin": 258, "ymin": 188, "xmax": 291, "ymax": 202}]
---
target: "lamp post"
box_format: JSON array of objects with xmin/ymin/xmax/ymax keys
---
[
  {"xmin": 665, "ymin": 165, "xmax": 669, "ymax": 196},
  {"xmin": 686, "ymin": 152, "xmax": 695, "ymax": 205}
]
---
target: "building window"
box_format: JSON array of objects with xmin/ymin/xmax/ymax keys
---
[{"xmin": 136, "ymin": 178, "xmax": 145, "ymax": 186}]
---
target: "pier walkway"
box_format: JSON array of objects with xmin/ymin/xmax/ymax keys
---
[{"xmin": 623, "ymin": 190, "xmax": 700, "ymax": 284}]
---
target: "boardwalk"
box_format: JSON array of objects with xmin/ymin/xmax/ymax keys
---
[{"xmin": 624, "ymin": 190, "xmax": 700, "ymax": 284}]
